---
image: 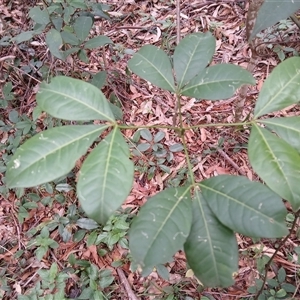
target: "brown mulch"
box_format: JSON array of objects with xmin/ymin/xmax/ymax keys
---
[{"xmin": 1, "ymin": 0, "xmax": 300, "ymax": 299}]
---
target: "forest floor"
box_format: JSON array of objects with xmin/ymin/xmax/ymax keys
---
[{"xmin": 1, "ymin": 0, "xmax": 300, "ymax": 299}]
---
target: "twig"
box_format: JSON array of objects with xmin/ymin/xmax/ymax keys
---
[
  {"xmin": 0, "ymin": 55, "xmax": 16, "ymax": 62},
  {"xmin": 235, "ymin": 0, "xmax": 264, "ymax": 122},
  {"xmin": 254, "ymin": 209, "xmax": 300, "ymax": 300},
  {"xmin": 117, "ymin": 268, "xmax": 139, "ymax": 300},
  {"xmin": 290, "ymin": 14, "xmax": 300, "ymax": 31},
  {"xmin": 209, "ymin": 144, "xmax": 246, "ymax": 176},
  {"xmin": 176, "ymin": 0, "xmax": 180, "ymax": 45}
]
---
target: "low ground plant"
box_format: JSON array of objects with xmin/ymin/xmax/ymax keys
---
[
  {"xmin": 2, "ymin": 0, "xmax": 300, "ymax": 299},
  {"xmin": 5, "ymin": 31, "xmax": 300, "ymax": 295}
]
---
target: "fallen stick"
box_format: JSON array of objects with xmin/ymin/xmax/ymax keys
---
[{"xmin": 117, "ymin": 268, "xmax": 139, "ymax": 300}]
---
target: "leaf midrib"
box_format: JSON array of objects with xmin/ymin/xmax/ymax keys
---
[
  {"xmin": 142, "ymin": 186, "xmax": 190, "ymax": 264},
  {"xmin": 254, "ymin": 125, "xmax": 293, "ymax": 195},
  {"xmin": 14, "ymin": 126, "xmax": 105, "ymax": 183},
  {"xmin": 100, "ymin": 127, "xmax": 117, "ymax": 222},
  {"xmin": 136, "ymin": 51, "xmax": 175, "ymax": 92},
  {"xmin": 261, "ymin": 119, "xmax": 300, "ymax": 134},
  {"xmin": 195, "ymin": 193, "xmax": 220, "ymax": 283},
  {"xmin": 254, "ymin": 67, "xmax": 300, "ymax": 118},
  {"xmin": 182, "ymin": 75, "xmax": 252, "ymax": 94},
  {"xmin": 39, "ymin": 87, "xmax": 115, "ymax": 122},
  {"xmin": 200, "ymin": 180, "xmax": 283, "ymax": 225},
  {"xmin": 177, "ymin": 38, "xmax": 202, "ymax": 90}
]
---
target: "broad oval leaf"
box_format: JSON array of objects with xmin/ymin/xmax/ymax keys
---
[
  {"xmin": 153, "ymin": 131, "xmax": 165, "ymax": 143},
  {"xmin": 74, "ymin": 16, "xmax": 93, "ymax": 42},
  {"xmin": 137, "ymin": 143, "xmax": 151, "ymax": 152},
  {"xmin": 128, "ymin": 45, "xmax": 175, "ymax": 92},
  {"xmin": 140, "ymin": 129, "xmax": 152, "ymax": 141},
  {"xmin": 181, "ymin": 64, "xmax": 255, "ymax": 100},
  {"xmin": 77, "ymin": 128, "xmax": 134, "ymax": 225},
  {"xmin": 249, "ymin": 124, "xmax": 300, "ymax": 211},
  {"xmin": 249, "ymin": 0, "xmax": 300, "ymax": 40},
  {"xmin": 76, "ymin": 218, "xmax": 99, "ymax": 230},
  {"xmin": 184, "ymin": 191, "xmax": 238, "ymax": 287},
  {"xmin": 46, "ymin": 29, "xmax": 65, "ymax": 60},
  {"xmin": 6, "ymin": 125, "xmax": 108, "ymax": 188},
  {"xmin": 260, "ymin": 117, "xmax": 300, "ymax": 153},
  {"xmin": 129, "ymin": 186, "xmax": 192, "ymax": 269},
  {"xmin": 254, "ymin": 57, "xmax": 300, "ymax": 118},
  {"xmin": 37, "ymin": 76, "xmax": 115, "ymax": 122},
  {"xmin": 91, "ymin": 71, "xmax": 107, "ymax": 89},
  {"xmin": 174, "ymin": 32, "xmax": 216, "ymax": 90},
  {"xmin": 169, "ymin": 143, "xmax": 184, "ymax": 152},
  {"xmin": 29, "ymin": 6, "xmax": 50, "ymax": 25},
  {"xmin": 84, "ymin": 35, "xmax": 113, "ymax": 49},
  {"xmin": 200, "ymin": 175, "xmax": 288, "ymax": 238}
]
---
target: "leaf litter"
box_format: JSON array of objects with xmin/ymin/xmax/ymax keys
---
[{"xmin": 1, "ymin": 0, "xmax": 300, "ymax": 299}]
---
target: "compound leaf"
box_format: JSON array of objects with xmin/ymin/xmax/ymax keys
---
[
  {"xmin": 77, "ymin": 128, "xmax": 134, "ymax": 225},
  {"xmin": 128, "ymin": 45, "xmax": 175, "ymax": 92},
  {"xmin": 37, "ymin": 76, "xmax": 115, "ymax": 122},
  {"xmin": 260, "ymin": 117, "xmax": 300, "ymax": 153},
  {"xmin": 249, "ymin": 124, "xmax": 300, "ymax": 211},
  {"xmin": 129, "ymin": 186, "xmax": 192, "ymax": 269},
  {"xmin": 6, "ymin": 125, "xmax": 108, "ymax": 188},
  {"xmin": 254, "ymin": 57, "xmax": 300, "ymax": 118},
  {"xmin": 181, "ymin": 64, "xmax": 255, "ymax": 100},
  {"xmin": 184, "ymin": 191, "xmax": 238, "ymax": 287},
  {"xmin": 200, "ymin": 175, "xmax": 288, "ymax": 238},
  {"xmin": 174, "ymin": 32, "xmax": 216, "ymax": 90}
]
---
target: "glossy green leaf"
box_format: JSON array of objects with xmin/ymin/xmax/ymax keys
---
[
  {"xmin": 128, "ymin": 45, "xmax": 175, "ymax": 92},
  {"xmin": 29, "ymin": 7, "xmax": 50, "ymax": 25},
  {"xmin": 46, "ymin": 29, "xmax": 65, "ymax": 60},
  {"xmin": 74, "ymin": 16, "xmax": 93, "ymax": 42},
  {"xmin": 254, "ymin": 57, "xmax": 300, "ymax": 118},
  {"xmin": 84, "ymin": 35, "xmax": 113, "ymax": 49},
  {"xmin": 184, "ymin": 191, "xmax": 238, "ymax": 287},
  {"xmin": 249, "ymin": 124, "xmax": 300, "ymax": 211},
  {"xmin": 77, "ymin": 128, "xmax": 134, "ymax": 225},
  {"xmin": 174, "ymin": 32, "xmax": 216, "ymax": 89},
  {"xmin": 181, "ymin": 64, "xmax": 255, "ymax": 100},
  {"xmin": 250, "ymin": 0, "xmax": 300, "ymax": 40},
  {"xmin": 6, "ymin": 125, "xmax": 108, "ymax": 188},
  {"xmin": 200, "ymin": 175, "xmax": 288, "ymax": 238},
  {"xmin": 260, "ymin": 117, "xmax": 300, "ymax": 153},
  {"xmin": 37, "ymin": 76, "xmax": 115, "ymax": 122},
  {"xmin": 129, "ymin": 186, "xmax": 192, "ymax": 269}
]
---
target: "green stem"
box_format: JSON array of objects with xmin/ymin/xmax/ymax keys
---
[
  {"xmin": 117, "ymin": 121, "xmax": 253, "ymax": 131},
  {"xmin": 176, "ymin": 93, "xmax": 196, "ymax": 187}
]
